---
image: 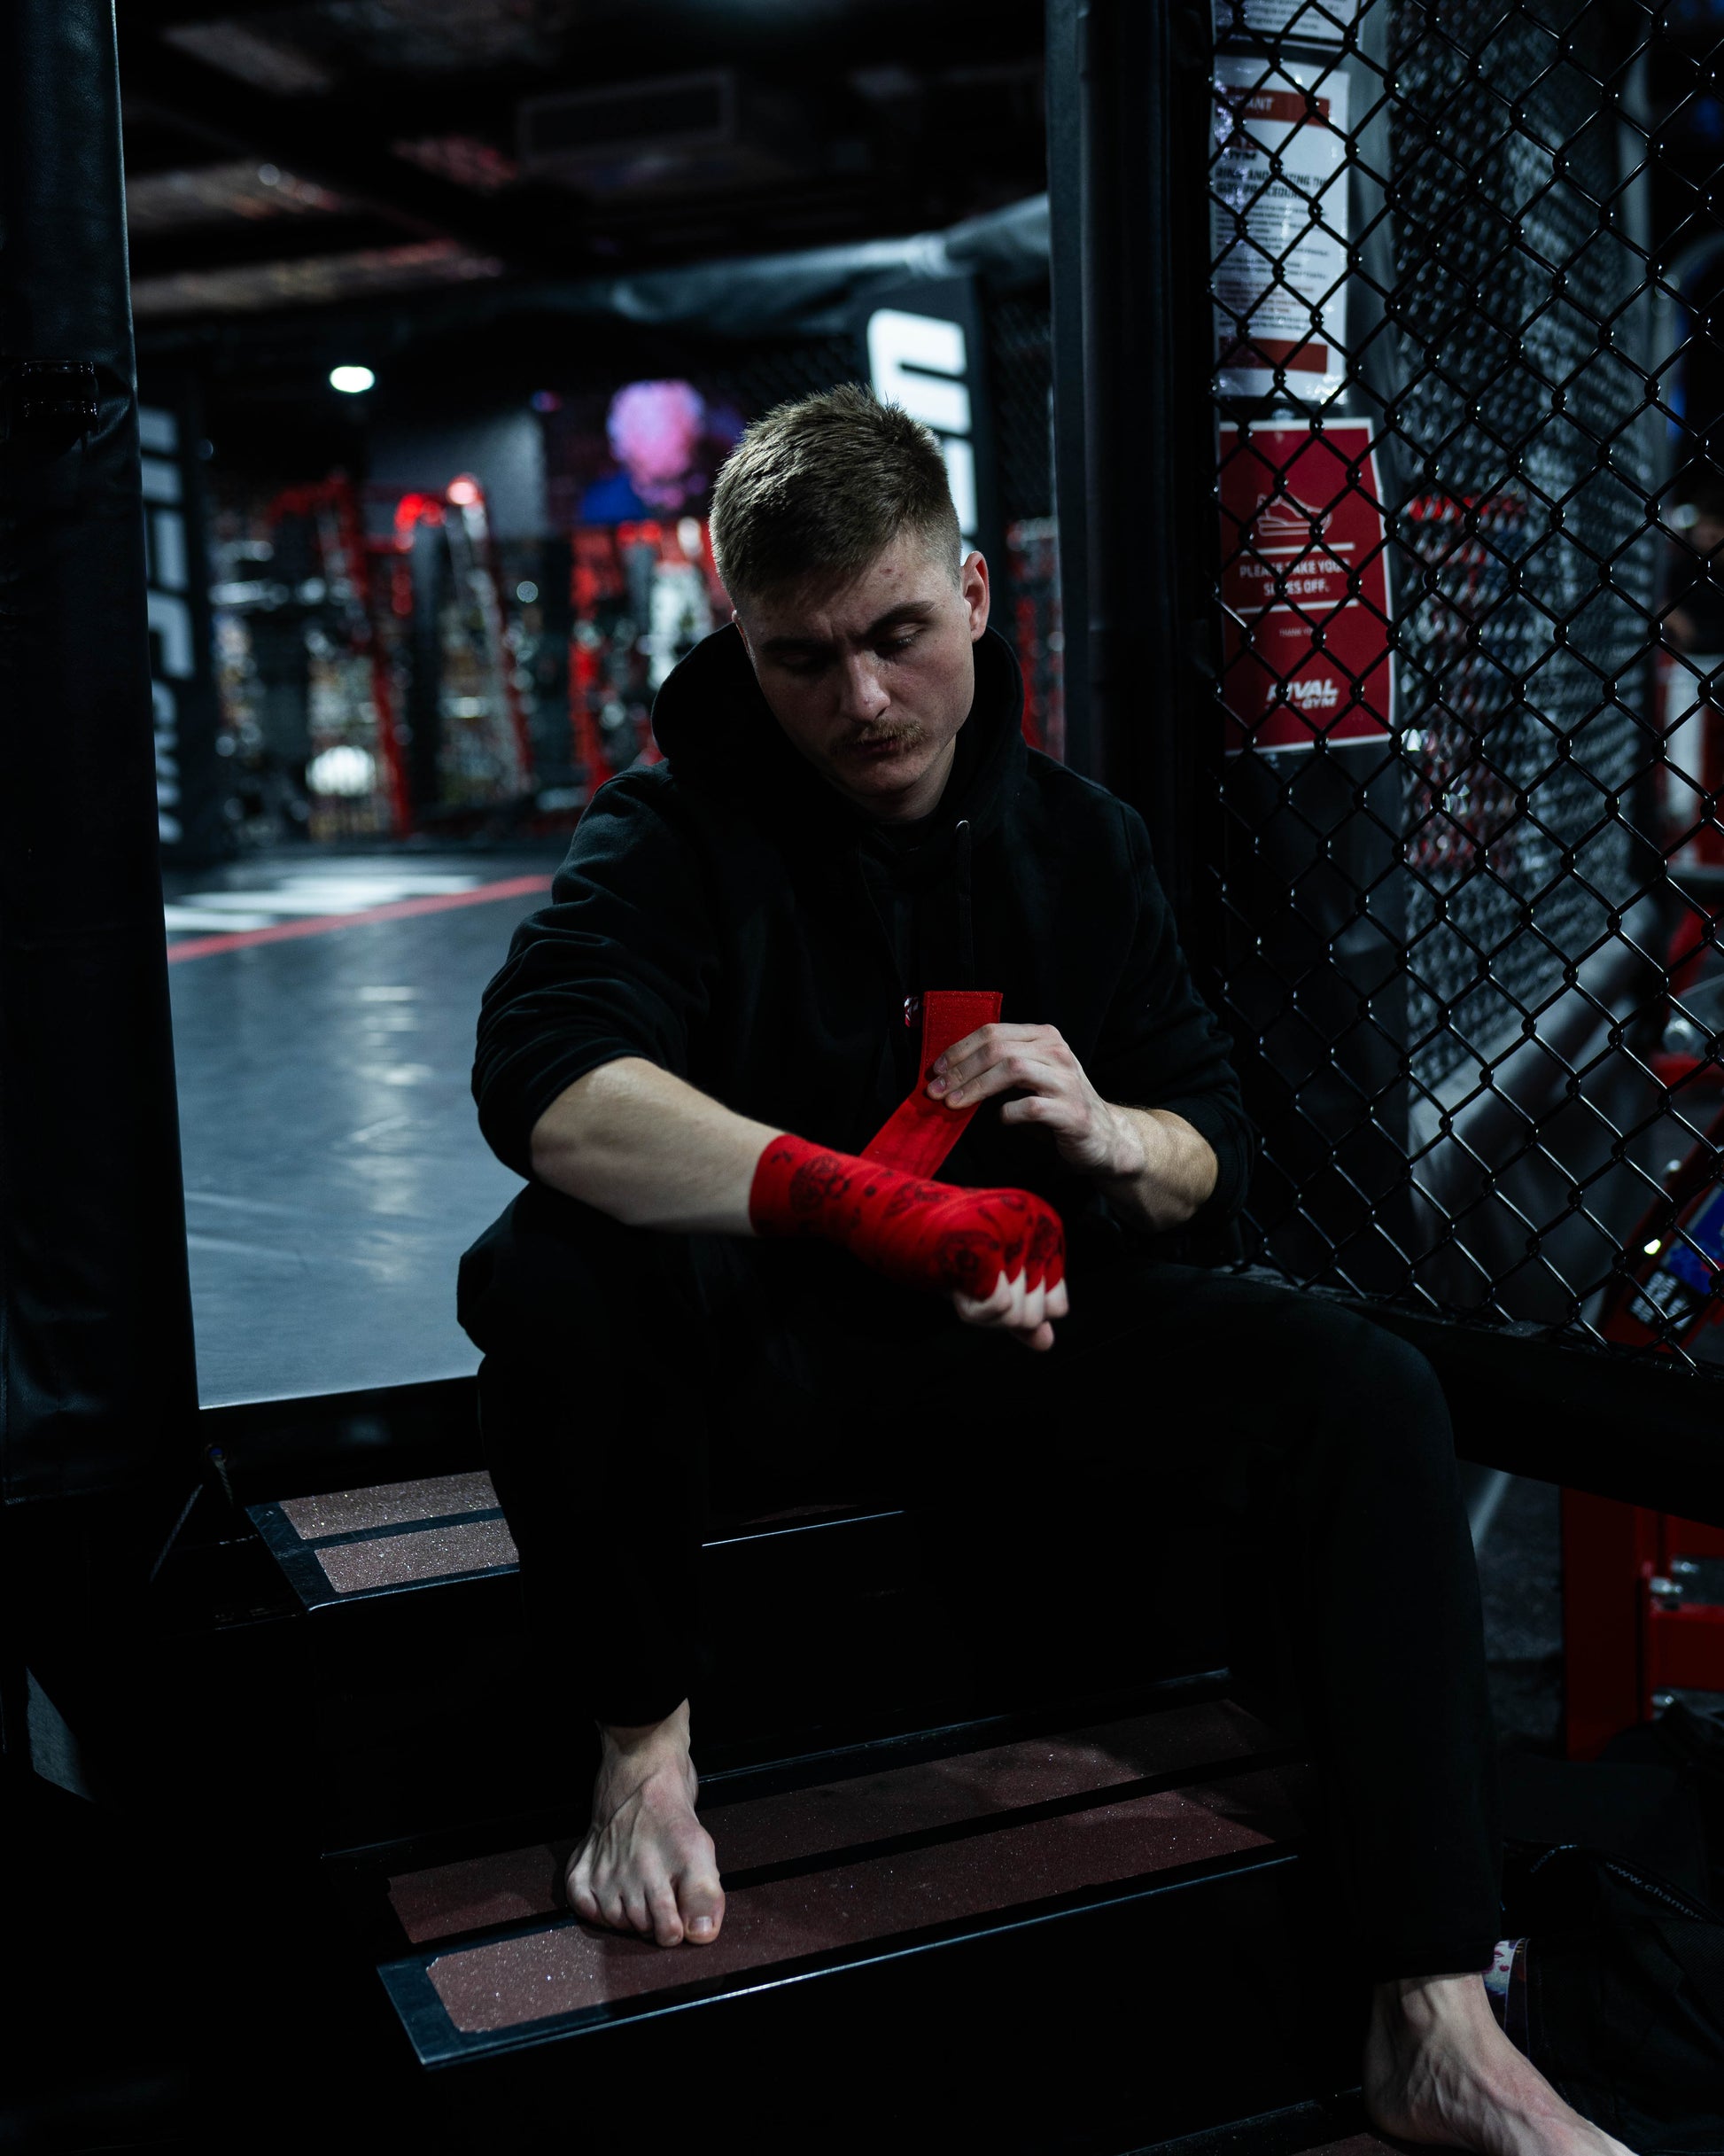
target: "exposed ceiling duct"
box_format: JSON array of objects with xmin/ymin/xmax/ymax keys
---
[{"xmin": 517, "ymin": 71, "xmax": 810, "ymax": 201}]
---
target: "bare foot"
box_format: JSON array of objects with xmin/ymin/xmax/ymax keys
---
[
  {"xmin": 1364, "ymin": 1973, "xmax": 1636, "ymax": 2156},
  {"xmin": 565, "ymin": 1698, "xmax": 726, "ymax": 1948}
]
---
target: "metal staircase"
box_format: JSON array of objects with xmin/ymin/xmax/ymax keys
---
[{"xmin": 3, "ymin": 1377, "xmax": 1373, "ymax": 2152}]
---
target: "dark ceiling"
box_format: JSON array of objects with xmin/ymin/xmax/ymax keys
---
[{"xmin": 120, "ymin": 0, "xmax": 1048, "ymax": 327}]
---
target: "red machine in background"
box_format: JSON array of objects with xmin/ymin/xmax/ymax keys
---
[
  {"xmin": 387, "ymin": 475, "xmax": 535, "ymax": 821},
  {"xmin": 569, "ymin": 517, "xmax": 726, "ymax": 788},
  {"xmin": 1564, "ymin": 895, "xmax": 1724, "ymax": 1754},
  {"xmin": 260, "ymin": 475, "xmax": 412, "ymax": 839},
  {"xmin": 228, "ymin": 471, "xmax": 538, "ymax": 842},
  {"xmin": 1564, "ymin": 1490, "xmax": 1724, "ymax": 1757}
]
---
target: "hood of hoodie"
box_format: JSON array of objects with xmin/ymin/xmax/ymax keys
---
[{"xmin": 649, "ymin": 619, "xmax": 1029, "ymax": 857}]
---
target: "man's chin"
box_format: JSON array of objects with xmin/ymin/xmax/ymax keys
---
[
  {"xmin": 841, "ymin": 761, "xmax": 926, "ymax": 806},
  {"xmin": 815, "ymin": 733, "xmax": 951, "ymax": 814},
  {"xmin": 840, "ymin": 737, "xmax": 927, "ymax": 779}
]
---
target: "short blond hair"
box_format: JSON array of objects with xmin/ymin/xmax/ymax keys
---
[{"xmin": 710, "ymin": 384, "xmax": 960, "ymax": 606}]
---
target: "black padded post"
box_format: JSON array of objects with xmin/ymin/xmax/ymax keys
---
[
  {"xmin": 1044, "ymin": 0, "xmax": 1218, "ymax": 922},
  {"xmin": 0, "ymin": 0, "xmax": 199, "ymax": 1763}
]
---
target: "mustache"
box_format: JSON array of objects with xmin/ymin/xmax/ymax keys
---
[{"xmin": 848, "ymin": 725, "xmax": 921, "ymax": 748}]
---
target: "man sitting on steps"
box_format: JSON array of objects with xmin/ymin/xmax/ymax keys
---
[{"xmin": 459, "ymin": 385, "xmax": 1631, "ymax": 2156}]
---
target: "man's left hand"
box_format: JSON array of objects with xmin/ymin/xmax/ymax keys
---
[{"xmin": 928, "ymin": 1023, "xmax": 1144, "ymax": 1181}]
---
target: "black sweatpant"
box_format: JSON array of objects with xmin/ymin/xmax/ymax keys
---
[{"xmin": 477, "ymin": 1208, "xmax": 1502, "ymax": 1981}]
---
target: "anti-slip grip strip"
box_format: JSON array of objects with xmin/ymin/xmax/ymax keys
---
[
  {"xmin": 246, "ymin": 1498, "xmax": 521, "ymax": 1609},
  {"xmin": 276, "ymin": 1468, "xmax": 500, "ymax": 1540},
  {"xmin": 376, "ymin": 1700, "xmax": 1285, "ymax": 1949},
  {"xmin": 384, "ymin": 1732, "xmax": 1302, "ymax": 1950},
  {"xmin": 377, "ymin": 1770, "xmax": 1304, "ymax": 2064}
]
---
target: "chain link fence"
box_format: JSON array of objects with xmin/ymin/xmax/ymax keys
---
[{"xmin": 1208, "ymin": 0, "xmax": 1724, "ymax": 1369}]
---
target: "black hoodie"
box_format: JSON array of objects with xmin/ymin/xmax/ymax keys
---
[{"xmin": 460, "ymin": 624, "xmax": 1254, "ymax": 1350}]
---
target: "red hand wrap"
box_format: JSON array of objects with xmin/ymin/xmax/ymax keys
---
[
  {"xmin": 861, "ymin": 988, "xmax": 1002, "ymax": 1179},
  {"xmin": 749, "ymin": 1132, "xmax": 1066, "ymax": 1303}
]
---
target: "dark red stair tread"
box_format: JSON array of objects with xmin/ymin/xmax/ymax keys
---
[
  {"xmin": 1302, "ymin": 2140, "xmax": 1397, "ymax": 2155},
  {"xmin": 712, "ymin": 1701, "xmax": 1275, "ymax": 1870},
  {"xmin": 387, "ymin": 1698, "xmax": 1277, "ymax": 1945},
  {"xmin": 389, "ymin": 1841, "xmax": 575, "ymax": 1946},
  {"xmin": 424, "ymin": 1764, "xmax": 1304, "ymax": 2035}
]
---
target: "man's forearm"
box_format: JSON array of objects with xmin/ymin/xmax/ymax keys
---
[
  {"xmin": 535, "ymin": 1057, "xmax": 1068, "ymax": 1348},
  {"xmin": 528, "ymin": 1056, "xmax": 780, "ymax": 1234},
  {"xmin": 1094, "ymin": 1105, "xmax": 1218, "ymax": 1233}
]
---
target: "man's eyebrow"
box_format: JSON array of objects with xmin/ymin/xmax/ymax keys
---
[
  {"xmin": 863, "ymin": 600, "xmax": 937, "ymax": 637},
  {"xmin": 758, "ymin": 601, "xmax": 937, "ymax": 658}
]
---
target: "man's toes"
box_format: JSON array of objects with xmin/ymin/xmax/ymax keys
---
[
  {"xmin": 679, "ymin": 1872, "xmax": 726, "ymax": 1945},
  {"xmin": 646, "ymin": 1882, "xmax": 686, "ymax": 1947},
  {"xmin": 622, "ymin": 1888, "xmax": 654, "ymax": 1936}
]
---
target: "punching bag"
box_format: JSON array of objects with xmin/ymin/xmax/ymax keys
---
[{"xmin": 0, "ymin": 0, "xmax": 198, "ymax": 1747}]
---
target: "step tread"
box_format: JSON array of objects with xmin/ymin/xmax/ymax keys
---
[
  {"xmin": 247, "ymin": 1480, "xmax": 519, "ymax": 1607},
  {"xmin": 278, "ymin": 1469, "xmax": 501, "ymax": 1540},
  {"xmin": 249, "ymin": 1473, "xmax": 902, "ymax": 1610},
  {"xmin": 417, "ymin": 1767, "xmax": 1299, "ymax": 2039},
  {"xmin": 369, "ymin": 1695, "xmax": 1309, "ymax": 2066},
  {"xmin": 386, "ymin": 1697, "xmax": 1278, "ymax": 1946},
  {"xmin": 315, "ymin": 1514, "xmax": 516, "ymax": 1596}
]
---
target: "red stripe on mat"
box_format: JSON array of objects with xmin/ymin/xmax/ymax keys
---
[{"xmin": 165, "ymin": 875, "xmax": 550, "ymax": 962}]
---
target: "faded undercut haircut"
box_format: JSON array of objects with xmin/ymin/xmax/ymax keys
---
[{"xmin": 710, "ymin": 384, "xmax": 962, "ymax": 609}]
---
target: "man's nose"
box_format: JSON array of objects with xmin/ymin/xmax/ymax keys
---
[{"xmin": 835, "ymin": 654, "xmax": 890, "ymax": 722}]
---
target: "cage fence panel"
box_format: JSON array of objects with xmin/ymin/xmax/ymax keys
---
[{"xmin": 1208, "ymin": 0, "xmax": 1724, "ymax": 1370}]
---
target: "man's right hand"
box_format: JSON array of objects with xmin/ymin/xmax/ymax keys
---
[
  {"xmin": 750, "ymin": 1136, "xmax": 1068, "ymax": 1343},
  {"xmin": 951, "ymin": 1265, "xmax": 1070, "ymax": 1352}
]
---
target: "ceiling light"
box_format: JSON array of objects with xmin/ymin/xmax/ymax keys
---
[{"xmin": 330, "ymin": 364, "xmax": 375, "ymax": 394}]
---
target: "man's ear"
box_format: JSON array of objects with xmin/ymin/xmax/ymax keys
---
[
  {"xmin": 960, "ymin": 551, "xmax": 990, "ymax": 641},
  {"xmin": 731, "ymin": 609, "xmax": 759, "ymax": 671}
]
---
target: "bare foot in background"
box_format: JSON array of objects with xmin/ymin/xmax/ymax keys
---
[{"xmin": 1364, "ymin": 1971, "xmax": 1636, "ymax": 2156}]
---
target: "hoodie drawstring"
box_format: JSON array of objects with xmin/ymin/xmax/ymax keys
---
[{"xmin": 954, "ymin": 818, "xmax": 975, "ymax": 990}]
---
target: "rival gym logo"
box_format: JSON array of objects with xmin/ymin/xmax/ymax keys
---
[
  {"xmin": 140, "ymin": 405, "xmax": 190, "ymax": 847},
  {"xmin": 1219, "ymin": 420, "xmax": 1394, "ymax": 753}
]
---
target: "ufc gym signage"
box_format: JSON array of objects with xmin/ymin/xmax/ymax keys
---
[{"xmin": 859, "ymin": 274, "xmax": 1000, "ymax": 575}]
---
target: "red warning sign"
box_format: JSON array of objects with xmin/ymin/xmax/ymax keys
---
[{"xmin": 1219, "ymin": 420, "xmax": 1393, "ymax": 752}]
